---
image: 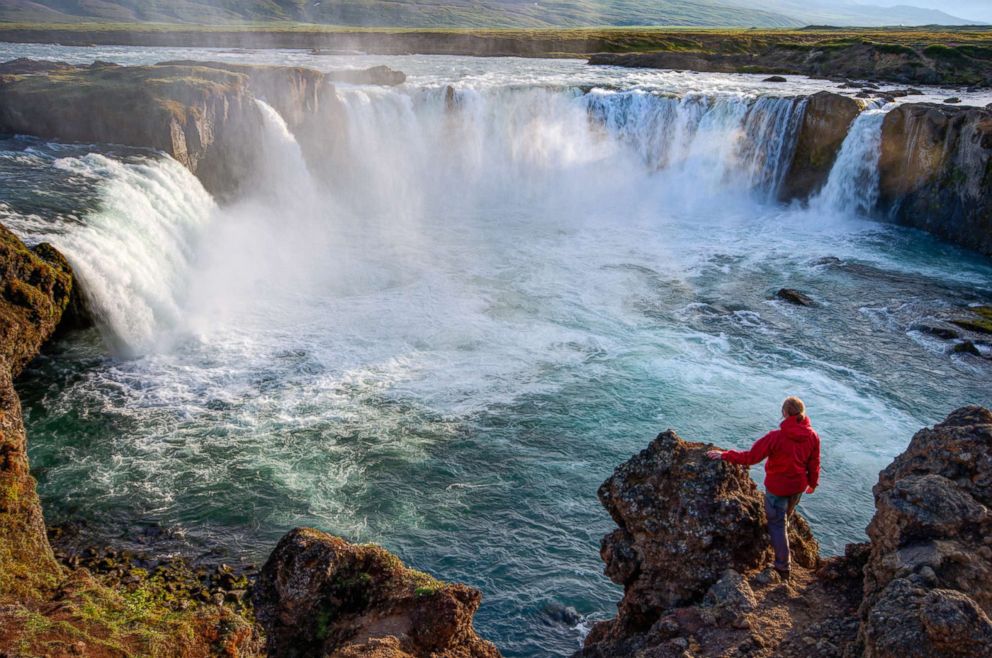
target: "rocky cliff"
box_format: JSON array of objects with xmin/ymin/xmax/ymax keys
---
[
  {"xmin": 0, "ymin": 224, "xmax": 74, "ymax": 602},
  {"xmin": 775, "ymin": 93, "xmax": 992, "ymax": 257},
  {"xmin": 780, "ymin": 92, "xmax": 863, "ymax": 201},
  {"xmin": 0, "ymin": 225, "xmax": 259, "ymax": 656},
  {"xmin": 579, "ymin": 407, "xmax": 992, "ymax": 658},
  {"xmin": 854, "ymin": 406, "xmax": 992, "ymax": 658},
  {"xmin": 878, "ymin": 103, "xmax": 992, "ymax": 257},
  {"xmin": 0, "ymin": 60, "xmax": 404, "ymax": 199}
]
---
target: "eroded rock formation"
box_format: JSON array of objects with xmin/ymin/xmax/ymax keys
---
[
  {"xmin": 580, "ymin": 430, "xmax": 824, "ymax": 657},
  {"xmin": 878, "ymin": 103, "xmax": 992, "ymax": 256},
  {"xmin": 254, "ymin": 527, "xmax": 501, "ymax": 658},
  {"xmin": 853, "ymin": 406, "xmax": 992, "ymax": 658},
  {"xmin": 780, "ymin": 91, "xmax": 862, "ymax": 201},
  {"xmin": 0, "ymin": 225, "xmax": 74, "ymax": 601},
  {"xmin": 0, "ymin": 59, "xmax": 404, "ymax": 198}
]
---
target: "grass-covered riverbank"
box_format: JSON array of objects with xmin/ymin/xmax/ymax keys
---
[
  {"xmin": 0, "ymin": 23, "xmax": 991, "ymax": 58},
  {"xmin": 4, "ymin": 24, "xmax": 991, "ymax": 84}
]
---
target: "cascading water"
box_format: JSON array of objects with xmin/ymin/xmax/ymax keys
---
[
  {"xmin": 8, "ymin": 56, "xmax": 992, "ymax": 658},
  {"xmin": 24, "ymin": 153, "xmax": 215, "ymax": 356},
  {"xmin": 812, "ymin": 110, "xmax": 887, "ymax": 216},
  {"xmin": 583, "ymin": 90, "xmax": 807, "ymax": 200}
]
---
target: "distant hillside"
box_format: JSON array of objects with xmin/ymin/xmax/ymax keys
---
[
  {"xmin": 754, "ymin": 1, "xmax": 977, "ymax": 27},
  {"xmin": 0, "ymin": 0, "xmax": 798, "ymax": 28},
  {"xmin": 0, "ymin": 0, "xmax": 973, "ymax": 28}
]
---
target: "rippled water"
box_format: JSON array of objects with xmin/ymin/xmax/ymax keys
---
[{"xmin": 3, "ymin": 45, "xmax": 992, "ymax": 657}]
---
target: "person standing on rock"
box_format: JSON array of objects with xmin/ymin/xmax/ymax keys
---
[{"xmin": 706, "ymin": 396, "xmax": 820, "ymax": 577}]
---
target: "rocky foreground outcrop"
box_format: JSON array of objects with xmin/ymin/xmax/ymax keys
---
[
  {"xmin": 254, "ymin": 528, "xmax": 500, "ymax": 658},
  {"xmin": 854, "ymin": 406, "xmax": 992, "ymax": 658},
  {"xmin": 0, "ymin": 59, "xmax": 403, "ymax": 198},
  {"xmin": 579, "ymin": 407, "xmax": 992, "ymax": 658}
]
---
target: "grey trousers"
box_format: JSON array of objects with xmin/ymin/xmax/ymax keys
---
[{"xmin": 765, "ymin": 491, "xmax": 802, "ymax": 571}]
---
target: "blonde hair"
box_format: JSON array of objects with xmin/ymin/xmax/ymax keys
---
[{"xmin": 782, "ymin": 396, "xmax": 806, "ymax": 420}]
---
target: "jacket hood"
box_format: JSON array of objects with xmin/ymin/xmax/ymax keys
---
[{"xmin": 779, "ymin": 414, "xmax": 815, "ymax": 441}]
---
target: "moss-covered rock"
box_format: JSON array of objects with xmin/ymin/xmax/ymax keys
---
[{"xmin": 254, "ymin": 528, "xmax": 500, "ymax": 657}]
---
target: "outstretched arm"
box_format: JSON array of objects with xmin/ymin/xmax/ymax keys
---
[
  {"xmin": 805, "ymin": 434, "xmax": 821, "ymax": 493},
  {"xmin": 706, "ymin": 431, "xmax": 778, "ymax": 465}
]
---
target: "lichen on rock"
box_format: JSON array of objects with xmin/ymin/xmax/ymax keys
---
[{"xmin": 253, "ymin": 527, "xmax": 501, "ymax": 658}]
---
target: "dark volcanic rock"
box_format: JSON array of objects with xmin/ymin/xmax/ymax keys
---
[
  {"xmin": 776, "ymin": 288, "xmax": 815, "ymax": 307},
  {"xmin": 585, "ymin": 430, "xmax": 818, "ymax": 646},
  {"xmin": 780, "ymin": 92, "xmax": 862, "ymax": 201},
  {"xmin": 763, "ymin": 75, "xmax": 787, "ymax": 83},
  {"xmin": 877, "ymin": 103, "xmax": 992, "ymax": 257},
  {"xmin": 853, "ymin": 406, "xmax": 992, "ymax": 658},
  {"xmin": 254, "ymin": 527, "xmax": 500, "ymax": 658}
]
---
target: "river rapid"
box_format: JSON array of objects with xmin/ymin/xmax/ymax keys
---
[{"xmin": 2, "ymin": 44, "xmax": 991, "ymax": 657}]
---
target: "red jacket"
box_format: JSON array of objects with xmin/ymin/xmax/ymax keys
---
[{"xmin": 721, "ymin": 415, "xmax": 821, "ymax": 497}]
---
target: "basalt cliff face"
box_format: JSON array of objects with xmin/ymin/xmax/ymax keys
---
[
  {"xmin": 0, "ymin": 224, "xmax": 74, "ymax": 602},
  {"xmin": 878, "ymin": 103, "xmax": 992, "ymax": 257},
  {"xmin": 579, "ymin": 407, "xmax": 992, "ymax": 658},
  {"xmin": 0, "ymin": 60, "xmax": 404, "ymax": 199}
]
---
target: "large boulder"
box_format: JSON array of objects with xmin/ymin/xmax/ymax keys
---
[
  {"xmin": 853, "ymin": 406, "xmax": 992, "ymax": 658},
  {"xmin": 779, "ymin": 91, "xmax": 862, "ymax": 201},
  {"xmin": 254, "ymin": 527, "xmax": 501, "ymax": 658},
  {"xmin": 877, "ymin": 103, "xmax": 992, "ymax": 256},
  {"xmin": 584, "ymin": 430, "xmax": 818, "ymax": 647}
]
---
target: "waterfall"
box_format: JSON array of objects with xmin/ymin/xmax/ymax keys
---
[
  {"xmin": 583, "ymin": 90, "xmax": 807, "ymax": 199},
  {"xmin": 45, "ymin": 154, "xmax": 216, "ymax": 356},
  {"xmin": 27, "ymin": 87, "xmax": 888, "ymax": 360},
  {"xmin": 253, "ymin": 99, "xmax": 317, "ymax": 204},
  {"xmin": 812, "ymin": 110, "xmax": 887, "ymax": 216}
]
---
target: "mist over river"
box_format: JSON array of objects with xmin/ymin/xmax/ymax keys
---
[{"xmin": 2, "ymin": 44, "xmax": 991, "ymax": 657}]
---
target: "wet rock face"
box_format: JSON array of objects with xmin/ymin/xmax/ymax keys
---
[
  {"xmin": 855, "ymin": 406, "xmax": 992, "ymax": 658},
  {"xmin": 254, "ymin": 527, "xmax": 500, "ymax": 658},
  {"xmin": 878, "ymin": 103, "xmax": 992, "ymax": 257},
  {"xmin": 590, "ymin": 430, "xmax": 819, "ymax": 639},
  {"xmin": 780, "ymin": 91, "xmax": 862, "ymax": 201}
]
